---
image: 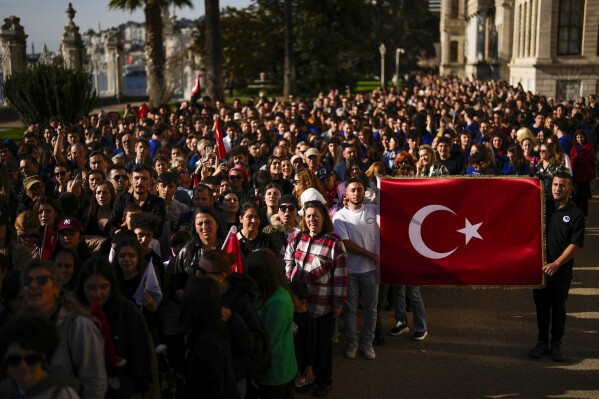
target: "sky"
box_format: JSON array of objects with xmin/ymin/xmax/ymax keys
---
[{"xmin": 3, "ymin": 0, "xmax": 252, "ymax": 52}]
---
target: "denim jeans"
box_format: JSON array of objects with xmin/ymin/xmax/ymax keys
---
[
  {"xmin": 394, "ymin": 285, "xmax": 427, "ymax": 332},
  {"xmin": 344, "ymin": 270, "xmax": 378, "ymax": 345}
]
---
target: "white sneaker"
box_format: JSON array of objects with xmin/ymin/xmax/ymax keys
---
[
  {"xmin": 344, "ymin": 342, "xmax": 359, "ymax": 359},
  {"xmin": 362, "ymin": 343, "xmax": 376, "ymax": 360}
]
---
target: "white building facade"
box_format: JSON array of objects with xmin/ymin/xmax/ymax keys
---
[{"xmin": 440, "ymin": 0, "xmax": 599, "ymax": 100}]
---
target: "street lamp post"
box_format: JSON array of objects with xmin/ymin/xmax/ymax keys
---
[
  {"xmin": 379, "ymin": 43, "xmax": 386, "ymax": 90},
  {"xmin": 115, "ymin": 52, "xmax": 120, "ymax": 103},
  {"xmin": 395, "ymin": 48, "xmax": 404, "ymax": 89}
]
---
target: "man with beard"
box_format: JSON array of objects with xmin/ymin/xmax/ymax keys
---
[
  {"xmin": 109, "ymin": 164, "xmax": 166, "ymax": 236},
  {"xmin": 333, "ymin": 177, "xmax": 379, "ymax": 361}
]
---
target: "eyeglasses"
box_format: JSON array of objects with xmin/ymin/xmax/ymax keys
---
[
  {"xmin": 55, "ymin": 171, "xmax": 67, "ymax": 177},
  {"xmin": 112, "ymin": 175, "xmax": 128, "ymax": 181},
  {"xmin": 279, "ymin": 204, "xmax": 297, "ymax": 212},
  {"xmin": 229, "ymin": 175, "xmax": 243, "ymax": 180},
  {"xmin": 5, "ymin": 353, "xmax": 42, "ymax": 367},
  {"xmin": 23, "ymin": 275, "xmax": 54, "ymax": 287}
]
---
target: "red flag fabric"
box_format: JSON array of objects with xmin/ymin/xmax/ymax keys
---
[
  {"xmin": 222, "ymin": 231, "xmax": 244, "ymax": 273},
  {"xmin": 137, "ymin": 103, "xmax": 149, "ymax": 121},
  {"xmin": 379, "ymin": 177, "xmax": 544, "ymax": 286},
  {"xmin": 213, "ymin": 116, "xmax": 227, "ymax": 160},
  {"xmin": 192, "ymin": 73, "xmax": 201, "ymax": 96},
  {"xmin": 89, "ymin": 299, "xmax": 120, "ymax": 366}
]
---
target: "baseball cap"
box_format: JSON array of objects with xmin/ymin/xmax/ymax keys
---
[
  {"xmin": 305, "ymin": 148, "xmax": 320, "ymax": 158},
  {"xmin": 23, "ymin": 176, "xmax": 43, "ymax": 190},
  {"xmin": 317, "ymin": 167, "xmax": 333, "ymax": 180},
  {"xmin": 290, "ymin": 155, "xmax": 303, "ymax": 165},
  {"xmin": 278, "ymin": 194, "xmax": 299, "ymax": 208},
  {"xmin": 58, "ymin": 217, "xmax": 82, "ymax": 232}
]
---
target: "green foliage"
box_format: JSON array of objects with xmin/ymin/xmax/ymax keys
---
[
  {"xmin": 195, "ymin": 0, "xmax": 438, "ymax": 95},
  {"xmin": 3, "ymin": 64, "xmax": 96, "ymax": 125}
]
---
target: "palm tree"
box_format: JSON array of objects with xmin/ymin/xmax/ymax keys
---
[{"xmin": 108, "ymin": 0, "xmax": 192, "ymax": 106}]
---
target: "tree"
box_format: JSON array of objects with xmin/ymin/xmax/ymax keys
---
[
  {"xmin": 108, "ymin": 0, "xmax": 192, "ymax": 106},
  {"xmin": 283, "ymin": 0, "xmax": 295, "ymax": 97},
  {"xmin": 4, "ymin": 64, "xmax": 96, "ymax": 125},
  {"xmin": 204, "ymin": 0, "xmax": 224, "ymax": 101}
]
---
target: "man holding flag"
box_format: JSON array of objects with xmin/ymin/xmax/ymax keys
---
[{"xmin": 530, "ymin": 172, "xmax": 585, "ymax": 362}]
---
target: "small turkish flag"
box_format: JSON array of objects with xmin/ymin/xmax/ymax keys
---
[
  {"xmin": 379, "ymin": 177, "xmax": 545, "ymax": 286},
  {"xmin": 222, "ymin": 226, "xmax": 243, "ymax": 273},
  {"xmin": 213, "ymin": 116, "xmax": 227, "ymax": 160}
]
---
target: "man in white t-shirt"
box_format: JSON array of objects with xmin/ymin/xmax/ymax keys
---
[{"xmin": 333, "ymin": 177, "xmax": 379, "ymax": 360}]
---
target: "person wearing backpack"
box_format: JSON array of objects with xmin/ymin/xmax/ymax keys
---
[{"xmin": 197, "ymin": 249, "xmax": 271, "ymax": 399}]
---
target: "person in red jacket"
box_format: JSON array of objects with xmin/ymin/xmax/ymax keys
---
[{"xmin": 569, "ymin": 129, "xmax": 594, "ymax": 217}]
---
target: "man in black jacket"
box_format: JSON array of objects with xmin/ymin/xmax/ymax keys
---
[{"xmin": 109, "ymin": 164, "xmax": 166, "ymax": 236}]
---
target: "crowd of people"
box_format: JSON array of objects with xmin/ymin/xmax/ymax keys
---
[{"xmin": 0, "ymin": 72, "xmax": 597, "ymax": 398}]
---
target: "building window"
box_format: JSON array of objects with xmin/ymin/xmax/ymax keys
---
[
  {"xmin": 450, "ymin": 41, "xmax": 459, "ymax": 63},
  {"xmin": 557, "ymin": 0, "xmax": 585, "ymax": 55},
  {"xmin": 451, "ymin": 0, "xmax": 460, "ymax": 18},
  {"xmin": 556, "ymin": 80, "xmax": 581, "ymax": 102}
]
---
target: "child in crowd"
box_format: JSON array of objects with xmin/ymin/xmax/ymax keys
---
[
  {"xmin": 121, "ymin": 203, "xmax": 162, "ymax": 257},
  {"xmin": 290, "ymin": 280, "xmax": 316, "ymax": 392},
  {"xmin": 129, "ymin": 212, "xmax": 165, "ymax": 279}
]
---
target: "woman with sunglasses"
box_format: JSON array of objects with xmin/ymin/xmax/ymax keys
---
[
  {"xmin": 285, "ymin": 200, "xmax": 347, "ymax": 397},
  {"xmin": 21, "ymin": 259, "xmax": 107, "ymax": 399},
  {"xmin": 0, "ymin": 316, "xmax": 80, "ymax": 398},
  {"xmin": 53, "ymin": 163, "xmax": 72, "ymax": 196},
  {"xmin": 228, "ymin": 166, "xmax": 249, "ymax": 201}
]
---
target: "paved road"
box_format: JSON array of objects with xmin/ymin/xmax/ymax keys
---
[{"xmin": 320, "ymin": 196, "xmax": 599, "ymax": 399}]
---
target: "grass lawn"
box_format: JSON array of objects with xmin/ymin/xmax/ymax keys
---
[{"xmin": 0, "ymin": 127, "xmax": 24, "ymax": 142}]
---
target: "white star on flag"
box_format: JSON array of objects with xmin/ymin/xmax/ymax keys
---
[{"xmin": 457, "ymin": 218, "xmax": 483, "ymax": 245}]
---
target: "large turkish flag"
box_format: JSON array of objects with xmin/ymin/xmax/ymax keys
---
[{"xmin": 379, "ymin": 177, "xmax": 545, "ymax": 286}]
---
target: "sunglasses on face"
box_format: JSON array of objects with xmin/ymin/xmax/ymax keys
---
[
  {"xmin": 112, "ymin": 175, "xmax": 128, "ymax": 181},
  {"xmin": 279, "ymin": 204, "xmax": 297, "ymax": 212},
  {"xmin": 55, "ymin": 171, "xmax": 67, "ymax": 177},
  {"xmin": 229, "ymin": 175, "xmax": 243, "ymax": 180},
  {"xmin": 23, "ymin": 275, "xmax": 54, "ymax": 287},
  {"xmin": 5, "ymin": 353, "xmax": 42, "ymax": 367}
]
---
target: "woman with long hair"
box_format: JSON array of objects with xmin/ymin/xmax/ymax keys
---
[
  {"xmin": 285, "ymin": 201, "xmax": 347, "ymax": 397},
  {"xmin": 76, "ymin": 257, "xmax": 152, "ymax": 399},
  {"xmin": 502, "ymin": 145, "xmax": 531, "ymax": 176},
  {"xmin": 263, "ymin": 183, "xmax": 283, "ymax": 224},
  {"xmin": 246, "ymin": 249, "xmax": 297, "ymax": 398},
  {"xmin": 520, "ymin": 137, "xmax": 539, "ymax": 173},
  {"xmin": 266, "ymin": 156, "xmax": 293, "ymax": 195},
  {"xmin": 82, "ymin": 180, "xmax": 115, "ymax": 237},
  {"xmin": 293, "ymin": 168, "xmax": 325, "ymax": 207},
  {"xmin": 181, "ymin": 276, "xmax": 239, "ymax": 398},
  {"xmin": 415, "ymin": 145, "xmax": 448, "ymax": 177},
  {"xmin": 237, "ymin": 202, "xmax": 277, "ymax": 259}
]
